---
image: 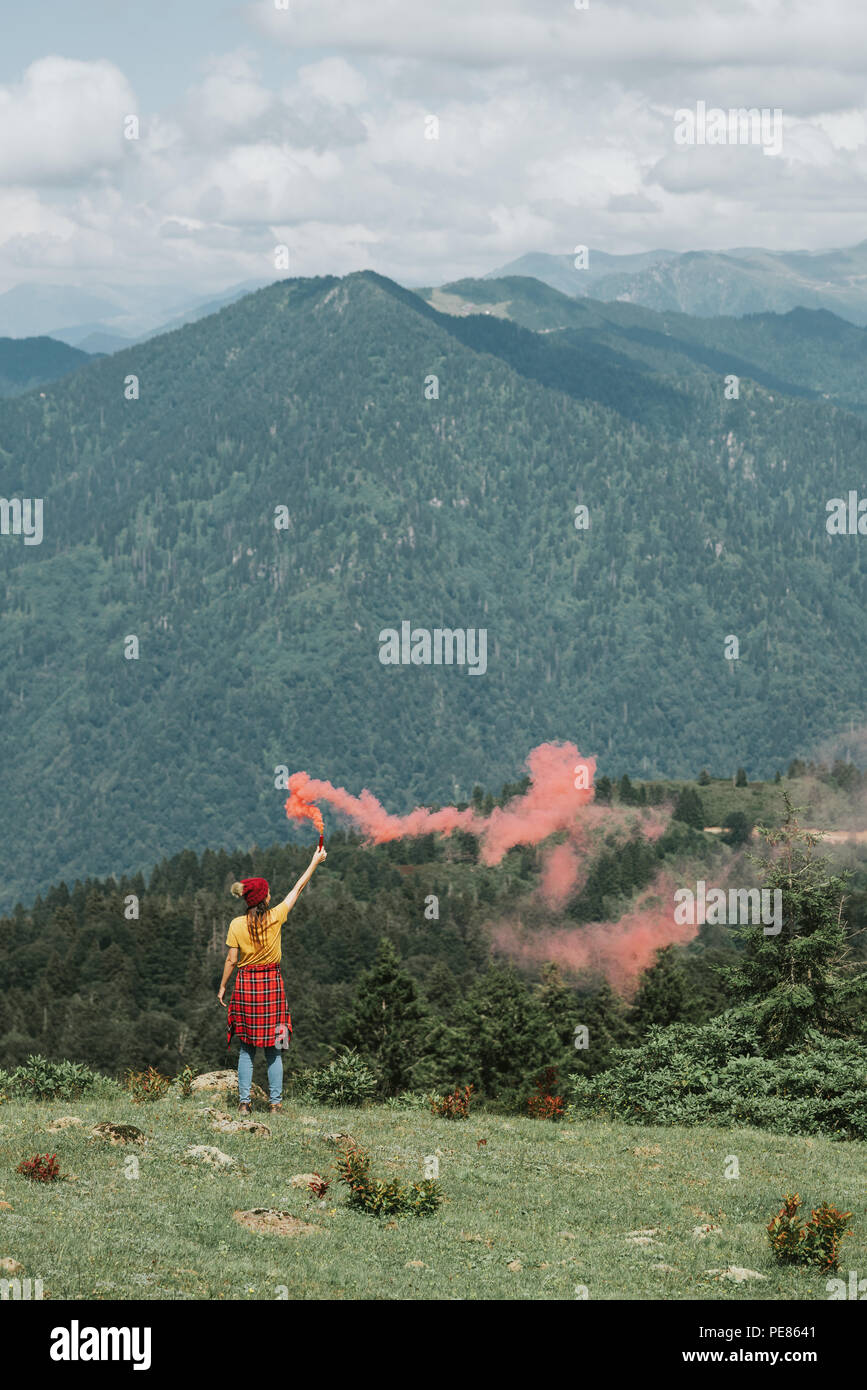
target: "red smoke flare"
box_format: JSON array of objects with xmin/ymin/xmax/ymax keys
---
[
  {"xmin": 284, "ymin": 742, "xmax": 595, "ymax": 863},
  {"xmin": 284, "ymin": 775, "xmax": 325, "ymax": 843}
]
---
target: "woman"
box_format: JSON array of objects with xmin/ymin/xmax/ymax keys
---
[{"xmin": 218, "ymin": 846, "xmax": 326, "ymax": 1114}]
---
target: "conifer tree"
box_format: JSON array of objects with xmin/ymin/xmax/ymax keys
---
[
  {"xmin": 628, "ymin": 946, "xmax": 688, "ymax": 1035},
  {"xmin": 452, "ymin": 963, "xmax": 561, "ymax": 1098},
  {"xmin": 339, "ymin": 937, "xmax": 425, "ymax": 1093},
  {"xmin": 672, "ymin": 786, "xmax": 705, "ymax": 830},
  {"xmin": 721, "ymin": 811, "xmax": 753, "ymax": 846},
  {"xmin": 721, "ymin": 799, "xmax": 867, "ymax": 1053},
  {"xmin": 570, "ymin": 978, "xmax": 631, "ymax": 1076}
]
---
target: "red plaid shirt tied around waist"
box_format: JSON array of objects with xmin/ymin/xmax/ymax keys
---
[{"xmin": 227, "ymin": 962, "xmax": 292, "ymax": 1049}]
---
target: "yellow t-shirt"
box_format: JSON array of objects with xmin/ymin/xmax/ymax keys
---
[{"xmin": 226, "ymin": 900, "xmax": 290, "ymax": 968}]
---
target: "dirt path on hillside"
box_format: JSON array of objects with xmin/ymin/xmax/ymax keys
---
[{"xmin": 705, "ymin": 827, "xmax": 867, "ymax": 843}]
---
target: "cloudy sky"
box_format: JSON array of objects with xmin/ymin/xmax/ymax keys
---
[{"xmin": 1, "ymin": 0, "xmax": 866, "ymax": 305}]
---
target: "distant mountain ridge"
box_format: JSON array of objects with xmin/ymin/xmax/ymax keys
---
[
  {"xmin": 417, "ymin": 276, "xmax": 867, "ymax": 413},
  {"xmin": 0, "ymin": 279, "xmax": 269, "ymax": 354},
  {"xmin": 486, "ymin": 242, "xmax": 867, "ymax": 325}
]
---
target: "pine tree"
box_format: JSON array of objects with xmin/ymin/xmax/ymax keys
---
[
  {"xmin": 339, "ymin": 937, "xmax": 424, "ymax": 1093},
  {"xmin": 423, "ymin": 961, "xmax": 460, "ymax": 1021},
  {"xmin": 618, "ymin": 773, "xmax": 636, "ymax": 805},
  {"xmin": 570, "ymin": 979, "xmax": 631, "ymax": 1076},
  {"xmin": 721, "ymin": 799, "xmax": 867, "ymax": 1053},
  {"xmin": 672, "ymin": 786, "xmax": 705, "ymax": 829},
  {"xmin": 721, "ymin": 811, "xmax": 753, "ymax": 846},
  {"xmin": 628, "ymin": 946, "xmax": 688, "ymax": 1035},
  {"xmin": 452, "ymin": 964, "xmax": 561, "ymax": 1098},
  {"xmin": 594, "ymin": 775, "xmax": 612, "ymax": 803}
]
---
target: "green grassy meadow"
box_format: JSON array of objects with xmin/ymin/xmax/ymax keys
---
[{"xmin": 1, "ymin": 1090, "xmax": 864, "ymax": 1301}]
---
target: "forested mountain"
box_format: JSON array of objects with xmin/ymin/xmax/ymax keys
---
[
  {"xmin": 420, "ymin": 277, "xmax": 867, "ymax": 412},
  {"xmin": 487, "ymin": 241, "xmax": 867, "ymax": 324},
  {"xmin": 0, "ymin": 336, "xmax": 93, "ymax": 399},
  {"xmin": 1, "ymin": 270, "xmax": 866, "ymax": 909}
]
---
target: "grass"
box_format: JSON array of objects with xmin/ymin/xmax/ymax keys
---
[
  {"xmin": 1, "ymin": 1090, "xmax": 864, "ymax": 1300},
  {"xmin": 658, "ymin": 774, "xmax": 863, "ymax": 832}
]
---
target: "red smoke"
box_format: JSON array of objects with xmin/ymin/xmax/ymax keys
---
[
  {"xmin": 285, "ymin": 746, "xmax": 691, "ymax": 994},
  {"xmin": 540, "ymin": 841, "xmax": 583, "ymax": 908},
  {"xmin": 537, "ymin": 802, "xmax": 668, "ymax": 907},
  {"xmin": 284, "ymin": 776, "xmax": 325, "ymax": 838},
  {"xmin": 492, "ymin": 873, "xmax": 697, "ymax": 995},
  {"xmin": 284, "ymin": 742, "xmax": 596, "ymax": 865}
]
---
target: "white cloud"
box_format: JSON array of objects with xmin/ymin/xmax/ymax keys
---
[
  {"xmin": 0, "ymin": 57, "xmax": 136, "ymax": 185},
  {"xmin": 4, "ymin": 5, "xmax": 867, "ymax": 305},
  {"xmin": 298, "ymin": 57, "xmax": 368, "ymax": 106}
]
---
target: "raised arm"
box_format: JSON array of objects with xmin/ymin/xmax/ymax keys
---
[{"xmin": 284, "ymin": 845, "xmax": 327, "ymax": 912}]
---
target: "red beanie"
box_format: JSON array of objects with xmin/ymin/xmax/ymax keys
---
[{"xmin": 241, "ymin": 877, "xmax": 269, "ymax": 907}]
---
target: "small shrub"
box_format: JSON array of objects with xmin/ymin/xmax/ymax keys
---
[
  {"xmin": 300, "ymin": 1048, "xmax": 379, "ymax": 1106},
  {"xmin": 8, "ymin": 1054, "xmax": 100, "ymax": 1102},
  {"xmin": 569, "ymin": 1019, "xmax": 867, "ymax": 1140},
  {"xmin": 382, "ymin": 1090, "xmax": 430, "ymax": 1111},
  {"xmin": 429, "ymin": 1084, "xmax": 473, "ymax": 1119},
  {"xmin": 124, "ymin": 1066, "xmax": 172, "ymax": 1103},
  {"xmin": 174, "ymin": 1064, "xmax": 196, "ymax": 1097},
  {"xmin": 527, "ymin": 1067, "xmax": 565, "ymax": 1121},
  {"xmin": 767, "ymin": 1192, "xmax": 853, "ymax": 1272},
  {"xmin": 802, "ymin": 1203, "xmax": 854, "ymax": 1273},
  {"xmin": 308, "ymin": 1174, "xmax": 331, "ymax": 1199},
  {"xmin": 336, "ymin": 1143, "xmax": 442, "ymax": 1219},
  {"xmin": 17, "ymin": 1152, "xmax": 61, "ymax": 1183},
  {"xmin": 767, "ymin": 1193, "xmax": 804, "ymax": 1265}
]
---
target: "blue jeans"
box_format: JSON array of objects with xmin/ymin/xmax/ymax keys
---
[{"xmin": 237, "ymin": 1043, "xmax": 282, "ymax": 1104}]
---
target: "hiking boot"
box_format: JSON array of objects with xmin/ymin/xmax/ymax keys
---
[
  {"xmin": 269, "ymin": 1103, "xmax": 283, "ymax": 1114},
  {"xmin": 239, "ymin": 1102, "xmax": 252, "ymax": 1116}
]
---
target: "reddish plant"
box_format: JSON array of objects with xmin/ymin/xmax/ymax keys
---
[
  {"xmin": 527, "ymin": 1067, "xmax": 565, "ymax": 1121},
  {"xmin": 802, "ymin": 1202, "xmax": 854, "ymax": 1273},
  {"xmin": 17, "ymin": 1152, "xmax": 61, "ymax": 1183},
  {"xmin": 308, "ymin": 1174, "xmax": 331, "ymax": 1199},
  {"xmin": 429, "ymin": 1084, "xmax": 474, "ymax": 1120},
  {"xmin": 767, "ymin": 1192, "xmax": 853, "ymax": 1272}
]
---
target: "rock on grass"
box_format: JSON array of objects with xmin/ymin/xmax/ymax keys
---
[
  {"xmin": 91, "ymin": 1123, "xmax": 145, "ymax": 1145},
  {"xmin": 704, "ymin": 1267, "xmax": 767, "ymax": 1284},
  {"xmin": 185, "ymin": 1145, "xmax": 235, "ymax": 1168},
  {"xmin": 190, "ymin": 1071, "xmax": 267, "ymax": 1103},
  {"xmin": 233, "ymin": 1209, "xmax": 319, "ymax": 1237},
  {"xmin": 211, "ymin": 1118, "xmax": 271, "ymax": 1137}
]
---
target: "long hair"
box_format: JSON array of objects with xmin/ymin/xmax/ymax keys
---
[{"xmin": 230, "ymin": 883, "xmax": 272, "ymax": 948}]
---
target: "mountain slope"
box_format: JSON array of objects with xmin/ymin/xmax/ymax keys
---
[
  {"xmin": 487, "ymin": 242, "xmax": 867, "ymax": 324},
  {"xmin": 0, "ymin": 271, "xmax": 866, "ymax": 909},
  {"xmin": 418, "ymin": 278, "xmax": 867, "ymax": 412},
  {"xmin": 0, "ymin": 336, "xmax": 93, "ymax": 399}
]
